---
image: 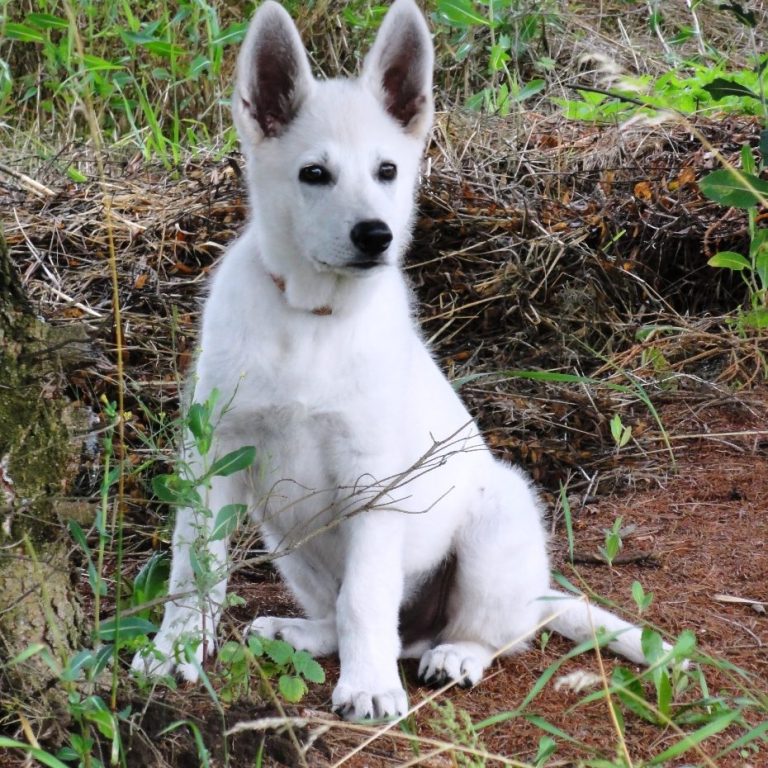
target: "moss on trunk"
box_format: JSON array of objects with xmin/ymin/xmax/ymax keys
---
[{"xmin": 0, "ymin": 226, "xmax": 90, "ymax": 711}]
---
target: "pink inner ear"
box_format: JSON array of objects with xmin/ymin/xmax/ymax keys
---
[
  {"xmin": 247, "ymin": 43, "xmax": 301, "ymax": 138},
  {"xmin": 374, "ymin": 22, "xmax": 431, "ymax": 131},
  {"xmin": 383, "ymin": 64, "xmax": 427, "ymax": 129},
  {"xmin": 239, "ymin": 7, "xmax": 311, "ymax": 139}
]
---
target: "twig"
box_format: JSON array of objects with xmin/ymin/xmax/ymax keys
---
[{"xmin": 0, "ymin": 161, "xmax": 55, "ymax": 199}]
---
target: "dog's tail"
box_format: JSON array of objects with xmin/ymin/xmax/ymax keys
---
[{"xmin": 542, "ymin": 589, "xmax": 669, "ymax": 665}]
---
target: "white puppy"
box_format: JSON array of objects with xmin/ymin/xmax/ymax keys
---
[{"xmin": 133, "ymin": 0, "xmax": 656, "ymax": 720}]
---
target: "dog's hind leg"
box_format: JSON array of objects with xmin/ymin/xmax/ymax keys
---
[{"xmin": 418, "ymin": 461, "xmax": 549, "ymax": 687}]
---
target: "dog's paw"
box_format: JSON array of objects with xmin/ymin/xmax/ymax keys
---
[
  {"xmin": 331, "ymin": 681, "xmax": 408, "ymax": 721},
  {"xmin": 249, "ymin": 615, "xmax": 337, "ymax": 657},
  {"xmin": 418, "ymin": 642, "xmax": 491, "ymax": 688},
  {"xmin": 130, "ymin": 607, "xmax": 215, "ymax": 683}
]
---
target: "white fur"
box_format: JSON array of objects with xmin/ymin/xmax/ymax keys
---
[{"xmin": 132, "ymin": 0, "xmax": 658, "ymax": 720}]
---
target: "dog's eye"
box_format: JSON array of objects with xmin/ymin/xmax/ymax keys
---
[
  {"xmin": 299, "ymin": 164, "xmax": 332, "ymax": 185},
  {"xmin": 377, "ymin": 162, "xmax": 397, "ymax": 182}
]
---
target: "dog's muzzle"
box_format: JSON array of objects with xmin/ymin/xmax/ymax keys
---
[{"xmin": 349, "ymin": 219, "xmax": 392, "ymax": 268}]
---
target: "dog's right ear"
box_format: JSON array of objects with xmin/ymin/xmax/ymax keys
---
[{"xmin": 233, "ymin": 1, "xmax": 314, "ymax": 143}]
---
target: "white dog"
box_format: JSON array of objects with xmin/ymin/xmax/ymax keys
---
[{"xmin": 133, "ymin": 0, "xmax": 658, "ymax": 720}]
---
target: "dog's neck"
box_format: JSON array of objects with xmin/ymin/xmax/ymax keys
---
[
  {"xmin": 256, "ymin": 235, "xmax": 387, "ymax": 317},
  {"xmin": 269, "ymin": 272, "xmax": 333, "ymax": 316}
]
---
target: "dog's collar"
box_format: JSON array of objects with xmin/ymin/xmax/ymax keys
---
[{"xmin": 269, "ymin": 273, "xmax": 333, "ymax": 316}]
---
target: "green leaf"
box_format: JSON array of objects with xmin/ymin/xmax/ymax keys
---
[
  {"xmin": 67, "ymin": 520, "xmax": 106, "ymax": 597},
  {"xmin": 698, "ymin": 168, "xmax": 768, "ymax": 208},
  {"xmin": 741, "ymin": 307, "xmax": 768, "ymax": 328},
  {"xmin": 211, "ymin": 22, "xmax": 248, "ymax": 47},
  {"xmin": 641, "ymin": 627, "xmax": 665, "ymax": 664},
  {"xmin": 25, "ymin": 13, "xmax": 68, "ymax": 30},
  {"xmin": 612, "ymin": 667, "xmax": 656, "ymax": 723},
  {"xmin": 648, "ymin": 709, "xmax": 741, "ymax": 764},
  {"xmin": 708, "ymin": 251, "xmax": 751, "ymax": 271},
  {"xmin": 97, "ymin": 616, "xmax": 157, "ymax": 643},
  {"xmin": 523, "ymin": 714, "xmax": 581, "ymax": 744},
  {"xmin": 715, "ymin": 718, "xmax": 768, "ymax": 758},
  {"xmin": 0, "ymin": 738, "xmax": 71, "ymax": 768},
  {"xmin": 247, "ymin": 635, "xmax": 264, "ymax": 657},
  {"xmin": 9, "ymin": 642, "xmax": 49, "ymax": 666},
  {"xmin": 67, "ymin": 166, "xmax": 87, "ymax": 183},
  {"xmin": 672, "ymin": 629, "xmax": 697, "ymax": 659},
  {"xmin": 558, "ymin": 482, "xmax": 574, "ymax": 563},
  {"xmin": 3, "ymin": 23, "xmax": 46, "ymax": 42},
  {"xmin": 533, "ymin": 735, "xmax": 557, "ymax": 766},
  {"xmin": 610, "ymin": 413, "xmax": 624, "ymax": 444},
  {"xmin": 656, "ymin": 668, "xmax": 672, "ymax": 716},
  {"xmin": 741, "ymin": 142, "xmax": 756, "ymax": 176},
  {"xmin": 143, "ymin": 41, "xmax": 185, "ymax": 59},
  {"xmin": 512, "ymin": 78, "xmax": 546, "ymax": 103},
  {"xmin": 152, "ymin": 473, "xmax": 201, "ymax": 506},
  {"xmin": 61, "ymin": 649, "xmax": 99, "ymax": 682},
  {"xmin": 702, "ymin": 78, "xmax": 760, "ymax": 102},
  {"xmin": 631, "ymin": 580, "xmax": 652, "ymax": 612},
  {"xmin": 82, "ymin": 54, "xmax": 124, "ymax": 72},
  {"xmin": 132, "ymin": 551, "xmax": 169, "ymax": 608},
  {"xmin": 210, "ymin": 503, "xmax": 248, "ymax": 541},
  {"xmin": 293, "ymin": 651, "xmax": 325, "ymax": 684},
  {"xmin": 208, "ymin": 446, "xmax": 256, "ymax": 477},
  {"xmin": 82, "ymin": 699, "xmax": 116, "ymax": 739},
  {"xmin": 264, "ymin": 638, "xmax": 293, "ymax": 666},
  {"xmin": 278, "ymin": 674, "xmax": 307, "ymax": 703},
  {"xmin": 187, "ymin": 392, "xmax": 218, "ymax": 455},
  {"xmin": 436, "ymin": 0, "xmax": 490, "ymax": 27},
  {"xmin": 752, "ymin": 230, "xmax": 768, "ymax": 289},
  {"xmin": 218, "ymin": 640, "xmax": 245, "ymax": 665}
]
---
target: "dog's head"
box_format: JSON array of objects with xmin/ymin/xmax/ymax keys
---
[{"xmin": 232, "ymin": 0, "xmax": 433, "ymax": 279}]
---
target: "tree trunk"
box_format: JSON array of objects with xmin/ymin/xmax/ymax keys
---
[{"xmin": 0, "ymin": 227, "xmax": 92, "ymax": 713}]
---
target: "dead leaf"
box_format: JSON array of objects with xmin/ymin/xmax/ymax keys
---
[{"xmin": 634, "ymin": 181, "xmax": 653, "ymax": 201}]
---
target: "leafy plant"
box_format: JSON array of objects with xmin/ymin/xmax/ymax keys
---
[
  {"xmin": 600, "ymin": 516, "xmax": 623, "ymax": 566},
  {"xmin": 699, "ymin": 143, "xmax": 768, "ymax": 329},
  {"xmin": 434, "ymin": 0, "xmax": 551, "ymax": 115},
  {"xmin": 217, "ymin": 636, "xmax": 325, "ymax": 705},
  {"xmin": 631, "ymin": 580, "xmax": 654, "ymax": 615},
  {"xmin": 428, "ymin": 700, "xmax": 487, "ymax": 767},
  {"xmin": 609, "ymin": 413, "xmax": 632, "ymax": 451}
]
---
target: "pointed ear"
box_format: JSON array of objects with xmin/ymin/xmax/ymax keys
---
[
  {"xmin": 362, "ymin": 0, "xmax": 434, "ymax": 139},
  {"xmin": 233, "ymin": 1, "xmax": 314, "ymax": 143}
]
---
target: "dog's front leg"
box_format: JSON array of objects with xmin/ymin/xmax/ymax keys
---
[
  {"xmin": 132, "ymin": 471, "xmax": 240, "ymax": 682},
  {"xmin": 332, "ymin": 513, "xmax": 406, "ymax": 721}
]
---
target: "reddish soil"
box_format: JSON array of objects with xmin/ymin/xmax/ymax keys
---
[{"xmin": 118, "ymin": 397, "xmax": 768, "ymax": 767}]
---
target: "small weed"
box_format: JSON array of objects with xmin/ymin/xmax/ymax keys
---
[
  {"xmin": 700, "ymin": 142, "xmax": 768, "ymax": 330},
  {"xmin": 434, "ymin": 0, "xmax": 552, "ymax": 115},
  {"xmin": 600, "ymin": 516, "xmax": 623, "ymax": 566},
  {"xmin": 217, "ymin": 635, "xmax": 325, "ymax": 705},
  {"xmin": 609, "ymin": 413, "xmax": 632, "ymax": 451},
  {"xmin": 631, "ymin": 580, "xmax": 654, "ymax": 615},
  {"xmin": 429, "ymin": 700, "xmax": 487, "ymax": 767}
]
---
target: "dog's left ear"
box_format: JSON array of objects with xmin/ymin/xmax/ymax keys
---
[{"xmin": 362, "ymin": 0, "xmax": 434, "ymax": 140}]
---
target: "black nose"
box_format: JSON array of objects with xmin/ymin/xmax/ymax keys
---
[{"xmin": 350, "ymin": 219, "xmax": 392, "ymax": 258}]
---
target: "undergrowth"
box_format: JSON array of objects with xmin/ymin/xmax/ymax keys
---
[{"xmin": 1, "ymin": 1, "xmax": 767, "ymax": 766}]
